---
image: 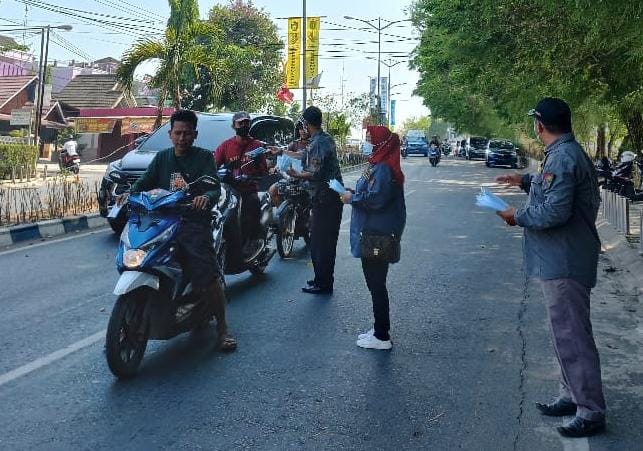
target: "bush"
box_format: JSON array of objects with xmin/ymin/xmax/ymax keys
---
[{"xmin": 0, "ymin": 144, "xmax": 39, "ymax": 179}]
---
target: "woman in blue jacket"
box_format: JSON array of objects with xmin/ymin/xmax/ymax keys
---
[{"xmin": 341, "ymin": 126, "xmax": 406, "ymax": 350}]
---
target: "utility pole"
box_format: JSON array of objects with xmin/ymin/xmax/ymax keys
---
[
  {"xmin": 34, "ymin": 26, "xmax": 50, "ymax": 147},
  {"xmin": 344, "ymin": 16, "xmax": 411, "ymax": 126}
]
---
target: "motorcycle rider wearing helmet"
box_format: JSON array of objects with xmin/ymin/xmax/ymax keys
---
[
  {"xmin": 121, "ymin": 109, "xmax": 237, "ymax": 352},
  {"xmin": 213, "ymin": 112, "xmax": 269, "ymax": 261}
]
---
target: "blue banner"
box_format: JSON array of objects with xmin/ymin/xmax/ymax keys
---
[{"xmin": 390, "ymin": 100, "xmax": 396, "ymax": 126}]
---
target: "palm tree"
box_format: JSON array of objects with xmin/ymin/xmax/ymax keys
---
[{"xmin": 117, "ymin": 0, "xmax": 224, "ymax": 127}]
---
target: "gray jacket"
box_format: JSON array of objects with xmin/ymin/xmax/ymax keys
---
[
  {"xmin": 515, "ymin": 134, "xmax": 601, "ymax": 287},
  {"xmin": 302, "ymin": 130, "xmax": 343, "ymax": 198}
]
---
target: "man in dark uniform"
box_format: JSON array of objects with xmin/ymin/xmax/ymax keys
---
[
  {"xmin": 496, "ymin": 98, "xmax": 605, "ymax": 437},
  {"xmin": 287, "ymin": 106, "xmax": 343, "ymax": 294},
  {"xmin": 123, "ymin": 109, "xmax": 236, "ymax": 352}
]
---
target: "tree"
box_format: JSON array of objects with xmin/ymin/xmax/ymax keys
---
[
  {"xmin": 117, "ymin": 0, "xmax": 227, "ymax": 126},
  {"xmin": 400, "ymin": 115, "xmax": 431, "ymax": 137},
  {"xmin": 203, "ymin": 0, "xmax": 283, "ymax": 112},
  {"xmin": 410, "ymin": 0, "xmax": 643, "ymax": 152}
]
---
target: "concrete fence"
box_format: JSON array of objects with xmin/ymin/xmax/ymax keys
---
[{"xmin": 600, "ymin": 187, "xmax": 630, "ymax": 235}]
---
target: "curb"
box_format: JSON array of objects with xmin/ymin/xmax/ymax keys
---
[
  {"xmin": 597, "ymin": 214, "xmax": 643, "ymax": 296},
  {"xmin": 0, "ymin": 213, "xmax": 108, "ymax": 246}
]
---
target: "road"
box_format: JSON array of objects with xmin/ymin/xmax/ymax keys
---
[{"xmin": 0, "ymin": 157, "xmax": 640, "ymax": 450}]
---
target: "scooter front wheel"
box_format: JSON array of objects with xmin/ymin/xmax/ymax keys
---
[
  {"xmin": 276, "ymin": 207, "xmax": 297, "ymax": 258},
  {"xmin": 105, "ymin": 290, "xmax": 149, "ymax": 378}
]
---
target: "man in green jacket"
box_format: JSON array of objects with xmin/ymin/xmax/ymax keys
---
[{"xmin": 122, "ymin": 109, "xmax": 236, "ymax": 352}]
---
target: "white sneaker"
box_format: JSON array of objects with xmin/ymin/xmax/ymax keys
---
[
  {"xmin": 358, "ymin": 328, "xmax": 374, "ymax": 340},
  {"xmin": 356, "ymin": 334, "xmax": 392, "ymax": 350}
]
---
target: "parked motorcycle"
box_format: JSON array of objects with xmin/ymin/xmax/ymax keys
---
[
  {"xmin": 105, "ymin": 173, "xmax": 221, "ymax": 378},
  {"xmin": 274, "ymin": 177, "xmax": 311, "ymax": 258},
  {"xmin": 215, "ymin": 147, "xmax": 276, "ymax": 281},
  {"xmin": 59, "ymin": 148, "xmax": 80, "ymax": 174},
  {"xmin": 429, "ymin": 144, "xmax": 441, "ymax": 167}
]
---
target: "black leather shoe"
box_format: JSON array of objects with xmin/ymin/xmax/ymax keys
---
[
  {"xmin": 535, "ymin": 399, "xmax": 577, "ymax": 417},
  {"xmin": 302, "ymin": 285, "xmax": 333, "ymax": 294},
  {"xmin": 557, "ymin": 416, "xmax": 606, "ymax": 438},
  {"xmin": 307, "ymin": 280, "xmax": 316, "ymax": 286}
]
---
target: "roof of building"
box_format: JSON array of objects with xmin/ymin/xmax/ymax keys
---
[
  {"xmin": 0, "ymin": 34, "xmax": 20, "ymax": 48},
  {"xmin": 93, "ymin": 57, "xmax": 120, "ymax": 65},
  {"xmin": 54, "ymin": 74, "xmax": 133, "ymax": 113},
  {"xmin": 0, "ymin": 75, "xmax": 37, "ymax": 110}
]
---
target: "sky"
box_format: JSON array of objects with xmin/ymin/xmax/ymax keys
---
[{"xmin": 0, "ymin": 0, "xmax": 429, "ymax": 135}]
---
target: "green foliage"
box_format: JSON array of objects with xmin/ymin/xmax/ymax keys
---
[
  {"xmin": 400, "ymin": 115, "xmax": 431, "ymax": 137},
  {"xmin": 0, "ymin": 144, "xmax": 38, "ymax": 179},
  {"xmin": 203, "ymin": 0, "xmax": 283, "ymax": 112},
  {"xmin": 314, "ymin": 93, "xmax": 372, "ymax": 147},
  {"xmin": 410, "ymin": 0, "xmax": 643, "ymax": 152}
]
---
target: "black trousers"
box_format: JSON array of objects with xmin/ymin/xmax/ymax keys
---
[
  {"xmin": 310, "ymin": 195, "xmax": 343, "ymax": 289},
  {"xmin": 176, "ymin": 220, "xmax": 220, "ymax": 291},
  {"xmin": 240, "ymin": 192, "xmax": 262, "ymax": 242},
  {"xmin": 361, "ymin": 258, "xmax": 390, "ymax": 341}
]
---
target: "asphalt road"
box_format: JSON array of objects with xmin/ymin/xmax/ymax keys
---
[{"xmin": 0, "ymin": 157, "xmax": 639, "ymax": 450}]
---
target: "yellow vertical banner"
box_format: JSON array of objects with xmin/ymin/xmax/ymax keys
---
[
  {"xmin": 305, "ymin": 17, "xmax": 320, "ymax": 86},
  {"xmin": 286, "ymin": 17, "xmax": 302, "ymax": 88}
]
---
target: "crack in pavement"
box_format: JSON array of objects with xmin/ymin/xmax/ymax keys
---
[{"xmin": 513, "ymin": 272, "xmax": 530, "ymax": 451}]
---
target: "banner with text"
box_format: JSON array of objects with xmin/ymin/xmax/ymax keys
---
[
  {"xmin": 75, "ymin": 118, "xmax": 117, "ymax": 134},
  {"xmin": 305, "ymin": 17, "xmax": 320, "ymax": 86},
  {"xmin": 286, "ymin": 17, "xmax": 302, "ymax": 88}
]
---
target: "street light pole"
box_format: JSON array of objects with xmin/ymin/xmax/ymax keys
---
[
  {"xmin": 344, "ymin": 16, "xmax": 411, "ymax": 126},
  {"xmin": 34, "ymin": 26, "xmax": 50, "ymax": 147},
  {"xmin": 302, "ymin": 0, "xmax": 307, "ymax": 111}
]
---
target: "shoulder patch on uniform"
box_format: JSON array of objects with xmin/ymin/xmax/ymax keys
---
[{"xmin": 543, "ymin": 172, "xmax": 555, "ymax": 189}]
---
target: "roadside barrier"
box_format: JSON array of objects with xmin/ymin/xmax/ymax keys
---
[{"xmin": 601, "ymin": 187, "xmax": 630, "ymax": 235}]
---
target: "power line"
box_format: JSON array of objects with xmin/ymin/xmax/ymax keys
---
[{"xmin": 89, "ymin": 0, "xmax": 167, "ymax": 24}]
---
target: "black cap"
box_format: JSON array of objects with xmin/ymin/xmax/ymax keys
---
[
  {"xmin": 528, "ymin": 97, "xmax": 572, "ymax": 129},
  {"xmin": 302, "ymin": 106, "xmax": 322, "ymax": 127},
  {"xmin": 232, "ymin": 111, "xmax": 251, "ymax": 123}
]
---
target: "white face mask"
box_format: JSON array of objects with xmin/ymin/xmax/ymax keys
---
[{"xmin": 361, "ymin": 142, "xmax": 374, "ymax": 155}]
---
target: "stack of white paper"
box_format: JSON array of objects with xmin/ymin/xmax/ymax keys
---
[
  {"xmin": 276, "ymin": 155, "xmax": 303, "ymax": 173},
  {"xmin": 328, "ymin": 179, "xmax": 346, "ymax": 194},
  {"xmin": 475, "ymin": 187, "xmax": 509, "ymax": 212}
]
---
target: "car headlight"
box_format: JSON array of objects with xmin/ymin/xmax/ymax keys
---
[
  {"xmin": 123, "ymin": 249, "xmax": 147, "ymax": 268},
  {"xmin": 105, "ymin": 160, "xmax": 122, "ymax": 178}
]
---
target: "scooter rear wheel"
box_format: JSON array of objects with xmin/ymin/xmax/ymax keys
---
[{"xmin": 105, "ymin": 290, "xmax": 149, "ymax": 378}]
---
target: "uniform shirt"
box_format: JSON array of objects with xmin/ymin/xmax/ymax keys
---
[
  {"xmin": 349, "ymin": 163, "xmax": 406, "ymax": 258},
  {"xmin": 131, "ymin": 146, "xmax": 220, "ymax": 207},
  {"xmin": 515, "ymin": 133, "xmax": 601, "ymax": 287},
  {"xmin": 214, "ymin": 136, "xmax": 266, "ymax": 194},
  {"xmin": 302, "ymin": 130, "xmax": 343, "ymax": 198}
]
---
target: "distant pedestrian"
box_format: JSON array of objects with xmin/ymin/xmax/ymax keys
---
[
  {"xmin": 287, "ymin": 106, "xmax": 343, "ymax": 294},
  {"xmin": 496, "ymin": 97, "xmax": 606, "ymax": 437},
  {"xmin": 342, "ymin": 125, "xmax": 406, "ymax": 350}
]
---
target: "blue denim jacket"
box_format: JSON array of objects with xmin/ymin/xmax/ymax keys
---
[
  {"xmin": 349, "ymin": 163, "xmax": 406, "ymax": 258},
  {"xmin": 515, "ymin": 134, "xmax": 601, "ymax": 287}
]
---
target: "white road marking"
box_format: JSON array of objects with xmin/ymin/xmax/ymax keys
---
[
  {"xmin": 0, "ymin": 329, "xmax": 106, "ymax": 387},
  {"xmin": 0, "ymin": 228, "xmax": 110, "ymax": 257}
]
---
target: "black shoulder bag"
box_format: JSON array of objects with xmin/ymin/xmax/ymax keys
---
[{"xmin": 359, "ymin": 171, "xmax": 402, "ymax": 263}]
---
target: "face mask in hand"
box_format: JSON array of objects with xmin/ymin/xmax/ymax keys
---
[
  {"xmin": 235, "ymin": 125, "xmax": 250, "ymax": 137},
  {"xmin": 361, "ymin": 142, "xmax": 374, "ymax": 155}
]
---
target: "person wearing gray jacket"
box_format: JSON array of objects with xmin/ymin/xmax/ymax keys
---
[{"xmin": 496, "ymin": 98, "xmax": 606, "ymax": 438}]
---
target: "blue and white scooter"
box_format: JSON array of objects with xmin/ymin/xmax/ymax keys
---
[{"xmin": 105, "ymin": 173, "xmax": 222, "ymax": 378}]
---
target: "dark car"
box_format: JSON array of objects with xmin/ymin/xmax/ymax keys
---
[
  {"xmin": 402, "ymin": 135, "xmax": 429, "ymax": 157},
  {"xmin": 99, "ymin": 112, "xmax": 293, "ymax": 233},
  {"xmin": 466, "ymin": 136, "xmax": 489, "ymax": 160},
  {"xmin": 485, "ymin": 139, "xmax": 518, "ymax": 168}
]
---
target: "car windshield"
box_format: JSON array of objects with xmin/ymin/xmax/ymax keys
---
[
  {"xmin": 470, "ymin": 137, "xmax": 488, "ymax": 147},
  {"xmin": 136, "ymin": 115, "xmax": 293, "ymax": 152},
  {"xmin": 490, "ymin": 140, "xmax": 514, "ymax": 149},
  {"xmin": 407, "ymin": 136, "xmax": 425, "ymax": 143}
]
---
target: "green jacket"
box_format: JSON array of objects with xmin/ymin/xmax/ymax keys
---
[{"xmin": 131, "ymin": 146, "xmax": 221, "ymax": 206}]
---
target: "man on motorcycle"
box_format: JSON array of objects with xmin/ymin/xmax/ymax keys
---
[
  {"xmin": 120, "ymin": 109, "xmax": 236, "ymax": 352},
  {"xmin": 214, "ymin": 112, "xmax": 268, "ymax": 261}
]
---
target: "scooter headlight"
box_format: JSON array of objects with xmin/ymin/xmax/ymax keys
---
[{"xmin": 123, "ymin": 249, "xmax": 147, "ymax": 268}]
